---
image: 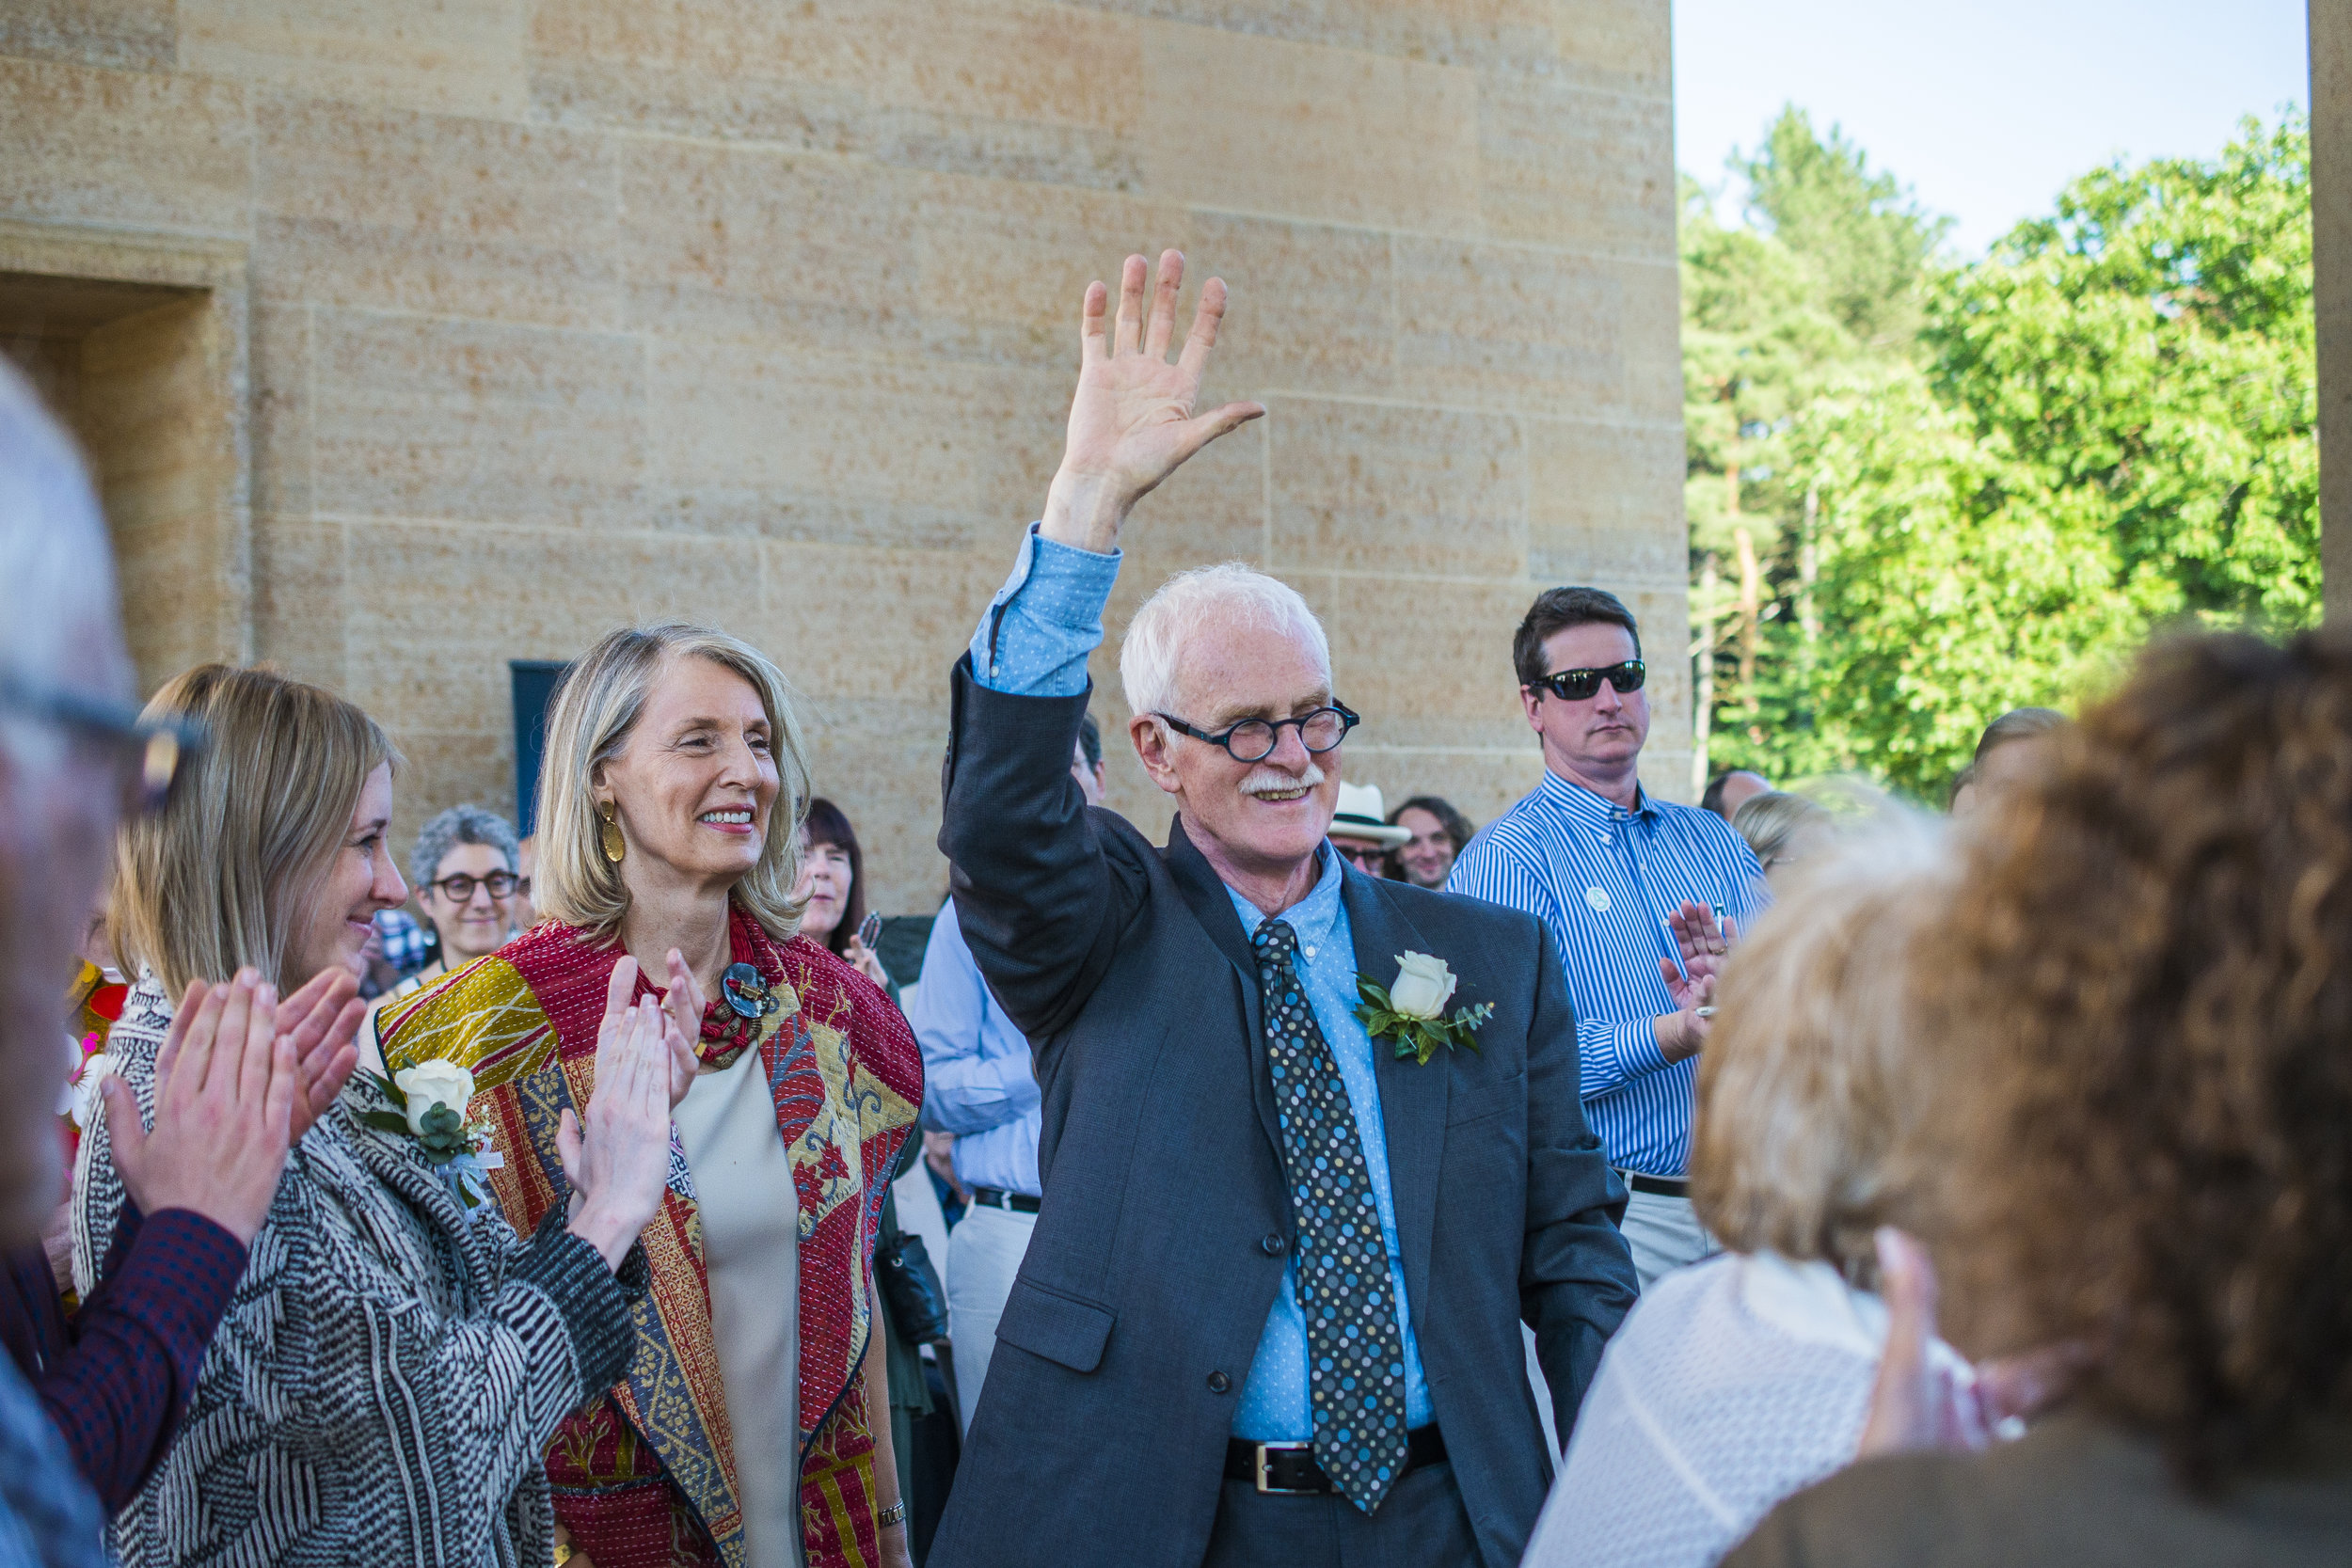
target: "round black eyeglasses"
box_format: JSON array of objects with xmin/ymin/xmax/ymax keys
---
[
  {"xmin": 1153, "ymin": 703, "xmax": 1360, "ymax": 763},
  {"xmin": 1526, "ymin": 660, "xmax": 1645, "ymax": 703},
  {"xmin": 429, "ymin": 872, "xmax": 521, "ymax": 902}
]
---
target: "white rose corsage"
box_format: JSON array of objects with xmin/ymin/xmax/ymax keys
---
[
  {"xmin": 358, "ymin": 1059, "xmax": 501, "ymax": 1204},
  {"xmin": 1354, "ymin": 952, "xmax": 1495, "ymax": 1066}
]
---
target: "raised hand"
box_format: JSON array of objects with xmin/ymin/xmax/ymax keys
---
[
  {"xmin": 1856, "ymin": 1227, "xmax": 1989, "ymax": 1457},
  {"xmin": 1664, "ymin": 901, "xmax": 1739, "ymax": 988},
  {"xmin": 655, "ymin": 948, "xmax": 704, "ymax": 1105},
  {"xmin": 1041, "ymin": 249, "xmax": 1265, "ymax": 554},
  {"xmin": 559, "ymin": 993, "xmax": 675, "ymax": 1270},
  {"xmin": 104, "ymin": 972, "xmax": 301, "ymax": 1245},
  {"xmin": 274, "ymin": 966, "xmax": 366, "ymax": 1141}
]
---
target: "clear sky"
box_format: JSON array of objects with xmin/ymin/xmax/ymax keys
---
[{"xmin": 1674, "ymin": 0, "xmax": 2312, "ymax": 255}]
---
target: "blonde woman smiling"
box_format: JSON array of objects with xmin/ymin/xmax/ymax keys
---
[
  {"xmin": 378, "ymin": 625, "xmax": 924, "ymax": 1568},
  {"xmin": 75, "ymin": 663, "xmax": 687, "ymax": 1568}
]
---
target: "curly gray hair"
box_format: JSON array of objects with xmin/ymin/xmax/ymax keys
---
[{"xmin": 407, "ymin": 803, "xmax": 520, "ymax": 897}]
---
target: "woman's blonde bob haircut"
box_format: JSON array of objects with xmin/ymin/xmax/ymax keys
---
[
  {"xmin": 114, "ymin": 665, "xmax": 400, "ymax": 999},
  {"xmin": 1689, "ymin": 814, "xmax": 1950, "ymax": 1282},
  {"xmin": 534, "ymin": 624, "xmax": 812, "ymax": 942}
]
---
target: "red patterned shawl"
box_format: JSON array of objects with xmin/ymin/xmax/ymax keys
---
[{"xmin": 377, "ymin": 911, "xmax": 923, "ymax": 1568}]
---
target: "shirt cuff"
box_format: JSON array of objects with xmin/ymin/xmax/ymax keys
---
[
  {"xmin": 967, "ymin": 523, "xmax": 1122, "ymax": 695},
  {"xmin": 516, "ymin": 1208, "xmax": 639, "ymax": 1398},
  {"xmin": 113, "ymin": 1208, "xmax": 248, "ymax": 1376},
  {"xmin": 1609, "ymin": 1019, "xmax": 1671, "ymax": 1084}
]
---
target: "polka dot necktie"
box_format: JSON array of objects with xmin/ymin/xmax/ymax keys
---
[{"xmin": 1252, "ymin": 917, "xmax": 1409, "ymax": 1514}]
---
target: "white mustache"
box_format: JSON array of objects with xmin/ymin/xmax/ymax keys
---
[{"xmin": 1239, "ymin": 762, "xmax": 1326, "ymax": 798}]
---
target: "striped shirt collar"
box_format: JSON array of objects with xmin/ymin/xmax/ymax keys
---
[{"xmin": 1537, "ymin": 765, "xmax": 1658, "ymax": 829}]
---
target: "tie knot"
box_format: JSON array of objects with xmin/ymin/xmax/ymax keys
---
[{"xmin": 1251, "ymin": 917, "xmax": 1297, "ymax": 957}]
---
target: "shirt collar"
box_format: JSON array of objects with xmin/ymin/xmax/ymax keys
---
[
  {"xmin": 1539, "ymin": 766, "xmax": 1656, "ymax": 829},
  {"xmin": 1224, "ymin": 844, "xmax": 1345, "ymax": 953}
]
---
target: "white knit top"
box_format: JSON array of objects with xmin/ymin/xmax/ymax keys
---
[{"xmin": 1523, "ymin": 1251, "xmax": 1957, "ymax": 1568}]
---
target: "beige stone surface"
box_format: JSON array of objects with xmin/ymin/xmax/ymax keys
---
[
  {"xmin": 0, "ymin": 0, "xmax": 1687, "ymax": 911},
  {"xmin": 182, "ymin": 0, "xmax": 532, "ymax": 121}
]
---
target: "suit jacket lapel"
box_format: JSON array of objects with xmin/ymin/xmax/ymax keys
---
[
  {"xmin": 1162, "ymin": 816, "xmax": 1282, "ymax": 1163},
  {"xmin": 1343, "ymin": 872, "xmax": 1449, "ymax": 1333}
]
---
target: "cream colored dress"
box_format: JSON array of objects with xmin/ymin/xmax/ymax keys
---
[{"xmin": 674, "ymin": 1048, "xmax": 803, "ymax": 1568}]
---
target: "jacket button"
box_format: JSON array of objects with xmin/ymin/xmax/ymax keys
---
[
  {"xmin": 1260, "ymin": 1233, "xmax": 1286, "ymax": 1257},
  {"xmin": 1207, "ymin": 1370, "xmax": 1232, "ymax": 1394}
]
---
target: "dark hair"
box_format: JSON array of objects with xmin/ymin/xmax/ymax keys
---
[
  {"xmin": 1513, "ymin": 587, "xmax": 1642, "ymax": 688},
  {"xmin": 1701, "ymin": 769, "xmax": 1760, "ymax": 817},
  {"xmin": 1384, "ymin": 796, "xmax": 1475, "ymax": 879},
  {"xmin": 801, "ymin": 797, "xmax": 864, "ymax": 957},
  {"xmin": 1077, "ymin": 712, "xmax": 1103, "ymax": 772},
  {"xmin": 1972, "ymin": 705, "xmax": 2066, "ymax": 765},
  {"xmin": 1915, "ymin": 630, "xmax": 2352, "ymax": 1487}
]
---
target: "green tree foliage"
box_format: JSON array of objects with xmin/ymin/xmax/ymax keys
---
[{"xmin": 1687, "ymin": 111, "xmax": 2315, "ymax": 799}]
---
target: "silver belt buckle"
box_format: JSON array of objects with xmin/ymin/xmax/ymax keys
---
[{"xmin": 1253, "ymin": 1441, "xmax": 1317, "ymax": 1496}]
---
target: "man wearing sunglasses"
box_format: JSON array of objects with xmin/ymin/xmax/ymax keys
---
[
  {"xmin": 1448, "ymin": 588, "xmax": 1769, "ymax": 1290},
  {"xmin": 931, "ymin": 250, "xmax": 1635, "ymax": 1568}
]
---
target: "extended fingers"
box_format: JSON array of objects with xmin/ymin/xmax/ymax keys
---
[
  {"xmin": 1113, "ymin": 253, "xmax": 1147, "ymax": 356},
  {"xmin": 1174, "ymin": 274, "xmax": 1229, "ymax": 383},
  {"xmin": 235, "ymin": 982, "xmax": 281, "ymax": 1107},
  {"xmin": 556, "ymin": 1107, "xmax": 583, "ymax": 1188},
  {"xmin": 1143, "ymin": 248, "xmax": 1184, "ymax": 359},
  {"xmin": 1078, "ymin": 279, "xmax": 1108, "ymax": 362},
  {"xmin": 155, "ymin": 978, "xmax": 209, "ymax": 1089}
]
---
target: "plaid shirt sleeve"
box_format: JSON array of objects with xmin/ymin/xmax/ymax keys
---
[{"xmin": 40, "ymin": 1205, "xmax": 246, "ymax": 1512}]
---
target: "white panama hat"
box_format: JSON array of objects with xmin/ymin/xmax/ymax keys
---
[{"xmin": 1328, "ymin": 781, "xmax": 1411, "ymax": 847}]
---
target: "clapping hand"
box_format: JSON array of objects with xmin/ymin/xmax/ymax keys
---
[
  {"xmin": 104, "ymin": 972, "xmax": 301, "ymax": 1245},
  {"xmin": 601, "ymin": 955, "xmax": 701, "ymax": 1108},
  {"xmin": 1040, "ymin": 249, "xmax": 1265, "ymax": 555},
  {"xmin": 1655, "ymin": 902, "xmax": 1736, "ymax": 1064},
  {"xmin": 1856, "ymin": 1228, "xmax": 1991, "ymax": 1458},
  {"xmin": 559, "ymin": 992, "xmax": 683, "ymax": 1271},
  {"xmin": 273, "ymin": 966, "xmax": 367, "ymax": 1141}
]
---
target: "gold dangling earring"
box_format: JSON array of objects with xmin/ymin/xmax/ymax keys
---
[{"xmin": 599, "ymin": 802, "xmax": 627, "ymax": 864}]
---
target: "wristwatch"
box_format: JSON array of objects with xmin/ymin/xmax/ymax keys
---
[{"xmin": 877, "ymin": 1499, "xmax": 908, "ymax": 1529}]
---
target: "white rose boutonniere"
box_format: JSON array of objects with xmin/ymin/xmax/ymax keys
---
[
  {"xmin": 1355, "ymin": 952, "xmax": 1495, "ymax": 1066},
  {"xmin": 359, "ymin": 1058, "xmax": 493, "ymax": 1179}
]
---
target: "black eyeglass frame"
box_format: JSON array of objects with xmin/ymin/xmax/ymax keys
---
[
  {"xmin": 1525, "ymin": 660, "xmax": 1646, "ymax": 704},
  {"xmin": 426, "ymin": 871, "xmax": 523, "ymax": 903},
  {"xmin": 1152, "ymin": 702, "xmax": 1362, "ymax": 763},
  {"xmin": 0, "ymin": 674, "xmax": 205, "ymax": 816}
]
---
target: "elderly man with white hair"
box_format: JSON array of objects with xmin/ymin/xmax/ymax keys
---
[{"xmin": 927, "ymin": 251, "xmax": 1637, "ymax": 1568}]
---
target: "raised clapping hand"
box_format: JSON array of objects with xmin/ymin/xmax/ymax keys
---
[
  {"xmin": 104, "ymin": 972, "xmax": 303, "ymax": 1246},
  {"xmin": 1855, "ymin": 1228, "xmax": 1991, "ymax": 1457},
  {"xmin": 1656, "ymin": 901, "xmax": 1737, "ymax": 1063},
  {"xmin": 558, "ymin": 989, "xmax": 685, "ymax": 1272},
  {"xmin": 642, "ymin": 951, "xmax": 705, "ymax": 1104},
  {"xmin": 1040, "ymin": 249, "xmax": 1265, "ymax": 555}
]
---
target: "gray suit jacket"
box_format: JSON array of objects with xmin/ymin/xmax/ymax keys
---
[{"xmin": 928, "ymin": 660, "xmax": 1638, "ymax": 1568}]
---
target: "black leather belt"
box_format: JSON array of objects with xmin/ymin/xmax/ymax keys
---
[
  {"xmin": 968, "ymin": 1186, "xmax": 1041, "ymax": 1214},
  {"xmin": 1224, "ymin": 1426, "xmax": 1447, "ymax": 1495},
  {"xmin": 1620, "ymin": 1171, "xmax": 1689, "ymax": 1198}
]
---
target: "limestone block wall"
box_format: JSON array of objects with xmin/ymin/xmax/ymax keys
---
[{"xmin": 0, "ymin": 0, "xmax": 1686, "ymax": 912}]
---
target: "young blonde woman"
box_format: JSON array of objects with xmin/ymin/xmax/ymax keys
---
[
  {"xmin": 377, "ymin": 625, "xmax": 924, "ymax": 1568},
  {"xmin": 74, "ymin": 664, "xmax": 689, "ymax": 1566}
]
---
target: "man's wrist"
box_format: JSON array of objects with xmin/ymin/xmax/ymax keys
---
[{"xmin": 1041, "ymin": 470, "xmax": 1127, "ymax": 553}]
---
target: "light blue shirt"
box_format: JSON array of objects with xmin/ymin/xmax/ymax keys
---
[
  {"xmin": 1223, "ymin": 851, "xmax": 1433, "ymax": 1442},
  {"xmin": 910, "ymin": 898, "xmax": 1042, "ymax": 1196},
  {"xmin": 969, "ymin": 526, "xmax": 1431, "ymax": 1442},
  {"xmin": 1446, "ymin": 768, "xmax": 1767, "ymax": 1177}
]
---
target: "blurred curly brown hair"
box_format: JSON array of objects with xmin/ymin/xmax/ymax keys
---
[{"xmin": 1915, "ymin": 629, "xmax": 2352, "ymax": 1486}]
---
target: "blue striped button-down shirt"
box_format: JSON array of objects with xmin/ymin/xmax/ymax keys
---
[{"xmin": 1446, "ymin": 769, "xmax": 1766, "ymax": 1177}]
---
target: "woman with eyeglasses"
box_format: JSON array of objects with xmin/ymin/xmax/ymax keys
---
[
  {"xmin": 73, "ymin": 662, "xmax": 689, "ymax": 1567},
  {"xmin": 374, "ymin": 803, "xmax": 525, "ymax": 1010}
]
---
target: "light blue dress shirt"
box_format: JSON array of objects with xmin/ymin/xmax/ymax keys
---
[
  {"xmin": 969, "ymin": 526, "xmax": 1432, "ymax": 1442},
  {"xmin": 910, "ymin": 898, "xmax": 1043, "ymax": 1196},
  {"xmin": 1447, "ymin": 768, "xmax": 1767, "ymax": 1177},
  {"xmin": 1221, "ymin": 853, "xmax": 1433, "ymax": 1441}
]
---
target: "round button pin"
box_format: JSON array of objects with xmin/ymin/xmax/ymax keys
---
[{"xmin": 1585, "ymin": 886, "xmax": 1612, "ymax": 913}]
